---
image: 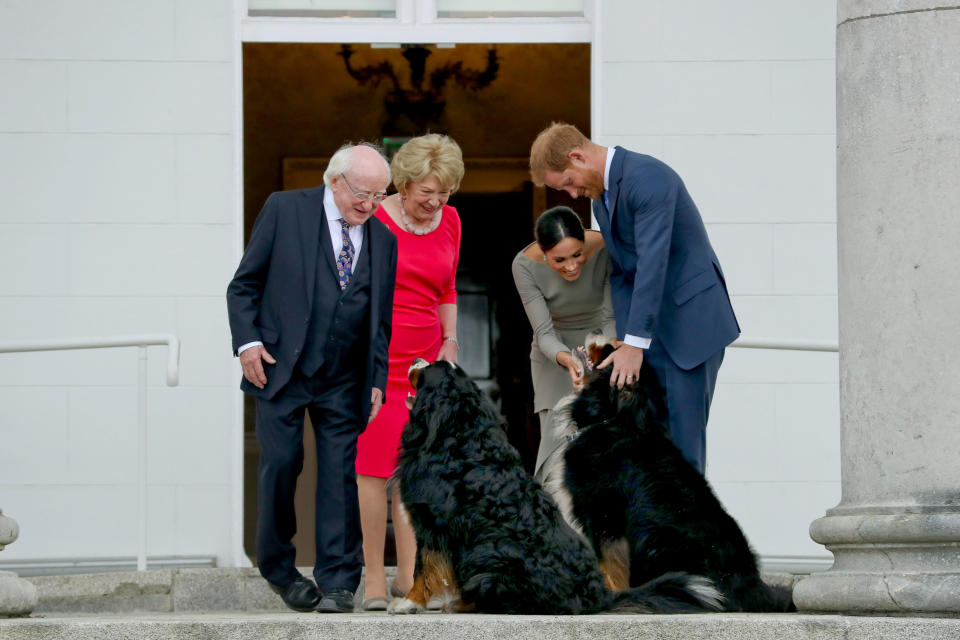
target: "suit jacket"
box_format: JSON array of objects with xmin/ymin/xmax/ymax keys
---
[
  {"xmin": 226, "ymin": 185, "xmax": 397, "ymax": 417},
  {"xmin": 592, "ymin": 147, "xmax": 739, "ymax": 370}
]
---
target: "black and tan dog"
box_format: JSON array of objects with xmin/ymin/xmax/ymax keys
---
[
  {"xmin": 387, "ymin": 357, "xmax": 722, "ymax": 615},
  {"xmin": 543, "ymin": 332, "xmax": 794, "ymax": 612}
]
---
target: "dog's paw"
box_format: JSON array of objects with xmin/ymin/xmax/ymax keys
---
[{"xmin": 387, "ymin": 597, "xmax": 425, "ymax": 614}]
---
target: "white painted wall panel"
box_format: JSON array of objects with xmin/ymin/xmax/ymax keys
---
[
  {"xmin": 171, "ymin": 297, "xmax": 238, "ymax": 388},
  {"xmin": 0, "ymin": 133, "xmax": 232, "ymax": 224},
  {"xmin": 0, "ymin": 62, "xmax": 67, "ymax": 131},
  {"xmin": 707, "ymin": 224, "xmax": 775, "ymax": 294},
  {"xmin": 660, "ymin": 135, "xmax": 836, "ymax": 224},
  {"xmin": 146, "ymin": 486, "xmax": 179, "ymax": 556},
  {"xmin": 0, "ymin": 297, "xmax": 179, "ymax": 340},
  {"xmin": 0, "ymin": 389, "xmax": 70, "ymax": 485},
  {"xmin": 708, "ymin": 384, "xmax": 781, "ymax": 482},
  {"xmin": 771, "ymin": 61, "xmax": 836, "ymax": 134},
  {"xmin": 731, "ymin": 295, "xmax": 838, "ymax": 343},
  {"xmin": 67, "ymin": 62, "xmax": 233, "ymax": 134},
  {"xmin": 66, "ymin": 388, "xmax": 139, "ymax": 485},
  {"xmin": 721, "ymin": 349, "xmax": 839, "ymax": 385},
  {"xmin": 602, "ymin": 0, "xmax": 834, "ymax": 63},
  {"xmin": 0, "ymin": 226, "xmax": 71, "ymax": 295},
  {"xmin": 658, "ymin": 0, "xmax": 835, "ymax": 62},
  {"xmin": 0, "ymin": 0, "xmax": 175, "ymax": 61},
  {"xmin": 0, "ymin": 134, "xmax": 177, "ymax": 223},
  {"xmin": 175, "ymin": 135, "xmax": 235, "ymax": 224},
  {"xmin": 603, "ymin": 62, "xmax": 772, "ymax": 135},
  {"xmin": 1, "ymin": 486, "xmax": 140, "ymax": 558},
  {"xmin": 599, "ymin": 0, "xmax": 662, "ymax": 62},
  {"xmin": 148, "ymin": 387, "xmax": 233, "ymax": 486},
  {"xmin": 0, "ymin": 0, "xmax": 239, "ymax": 568},
  {"xmin": 175, "ymin": 486, "xmax": 233, "ymax": 558},
  {"xmin": 773, "ymin": 224, "xmax": 838, "ymax": 295},
  {"xmin": 0, "ymin": 351, "xmax": 137, "ymax": 387},
  {"xmin": 66, "ymin": 226, "xmax": 234, "ymax": 296},
  {"xmin": 774, "ymin": 384, "xmax": 841, "ymax": 483},
  {"xmin": 174, "ymin": 0, "xmax": 234, "ymax": 61}
]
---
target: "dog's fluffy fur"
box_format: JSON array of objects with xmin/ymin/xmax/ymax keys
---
[
  {"xmin": 389, "ymin": 358, "xmax": 722, "ymax": 615},
  {"xmin": 543, "ymin": 334, "xmax": 795, "ymax": 612}
]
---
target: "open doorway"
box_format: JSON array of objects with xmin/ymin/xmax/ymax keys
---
[{"xmin": 241, "ymin": 42, "xmax": 590, "ymax": 567}]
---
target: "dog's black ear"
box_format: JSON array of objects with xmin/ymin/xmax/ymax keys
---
[{"xmin": 600, "ymin": 343, "xmax": 616, "ymax": 361}]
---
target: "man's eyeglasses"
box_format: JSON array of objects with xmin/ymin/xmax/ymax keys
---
[{"xmin": 339, "ymin": 174, "xmax": 388, "ymax": 203}]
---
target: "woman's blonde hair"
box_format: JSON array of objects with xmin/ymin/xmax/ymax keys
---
[{"xmin": 391, "ymin": 134, "xmax": 465, "ymax": 194}]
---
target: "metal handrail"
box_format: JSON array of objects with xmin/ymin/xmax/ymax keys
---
[
  {"xmin": 0, "ymin": 334, "xmax": 181, "ymax": 385},
  {"xmin": 732, "ymin": 336, "xmax": 838, "ymax": 353},
  {"xmin": 0, "ymin": 334, "xmax": 181, "ymax": 572}
]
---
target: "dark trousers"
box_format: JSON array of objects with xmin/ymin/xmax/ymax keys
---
[
  {"xmin": 254, "ymin": 366, "xmax": 364, "ymax": 591},
  {"xmin": 644, "ymin": 341, "xmax": 725, "ymax": 474}
]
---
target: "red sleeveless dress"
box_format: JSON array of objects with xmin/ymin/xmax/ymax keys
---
[{"xmin": 355, "ymin": 204, "xmax": 461, "ymax": 477}]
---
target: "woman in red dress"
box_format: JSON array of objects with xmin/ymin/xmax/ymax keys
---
[{"xmin": 355, "ymin": 134, "xmax": 463, "ymax": 610}]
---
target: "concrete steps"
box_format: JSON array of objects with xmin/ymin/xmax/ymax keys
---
[
  {"xmin": 4, "ymin": 568, "xmax": 960, "ymax": 640},
  {"xmin": 5, "ymin": 611, "xmax": 960, "ymax": 640}
]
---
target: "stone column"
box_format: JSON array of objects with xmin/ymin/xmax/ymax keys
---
[
  {"xmin": 0, "ymin": 509, "xmax": 38, "ymax": 617},
  {"xmin": 793, "ymin": 2, "xmax": 960, "ymax": 613}
]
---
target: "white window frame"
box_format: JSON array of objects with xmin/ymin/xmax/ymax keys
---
[{"xmin": 241, "ymin": 0, "xmax": 596, "ymax": 44}]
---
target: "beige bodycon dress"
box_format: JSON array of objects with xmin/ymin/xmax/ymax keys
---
[{"xmin": 511, "ymin": 242, "xmax": 616, "ymax": 479}]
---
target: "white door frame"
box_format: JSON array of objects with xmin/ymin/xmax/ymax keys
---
[{"xmin": 228, "ymin": 0, "xmax": 600, "ymax": 568}]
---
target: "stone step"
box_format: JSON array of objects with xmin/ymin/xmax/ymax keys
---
[
  {"xmin": 4, "ymin": 611, "xmax": 960, "ymax": 640},
  {"xmin": 22, "ymin": 567, "xmax": 803, "ymax": 615}
]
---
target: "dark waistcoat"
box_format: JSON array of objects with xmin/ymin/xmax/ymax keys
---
[{"xmin": 299, "ymin": 232, "xmax": 372, "ymax": 378}]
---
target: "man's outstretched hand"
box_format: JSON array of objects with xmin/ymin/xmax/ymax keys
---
[
  {"xmin": 598, "ymin": 343, "xmax": 644, "ymax": 389},
  {"xmin": 240, "ymin": 345, "xmax": 276, "ymax": 389}
]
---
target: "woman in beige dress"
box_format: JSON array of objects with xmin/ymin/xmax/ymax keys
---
[{"xmin": 511, "ymin": 206, "xmax": 616, "ymax": 481}]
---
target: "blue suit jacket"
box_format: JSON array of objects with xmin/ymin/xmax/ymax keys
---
[
  {"xmin": 593, "ymin": 147, "xmax": 739, "ymax": 370},
  {"xmin": 226, "ymin": 186, "xmax": 397, "ymax": 416}
]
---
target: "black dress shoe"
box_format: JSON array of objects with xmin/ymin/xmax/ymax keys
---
[
  {"xmin": 316, "ymin": 588, "xmax": 355, "ymax": 613},
  {"xmin": 270, "ymin": 577, "xmax": 322, "ymax": 612}
]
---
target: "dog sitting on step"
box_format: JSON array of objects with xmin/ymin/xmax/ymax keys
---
[
  {"xmin": 541, "ymin": 331, "xmax": 795, "ymax": 612},
  {"xmin": 388, "ymin": 357, "xmax": 723, "ymax": 615}
]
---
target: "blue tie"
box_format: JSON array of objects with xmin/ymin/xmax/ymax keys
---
[
  {"xmin": 337, "ymin": 219, "xmax": 355, "ymax": 290},
  {"xmin": 603, "ymin": 190, "xmax": 610, "ymax": 212}
]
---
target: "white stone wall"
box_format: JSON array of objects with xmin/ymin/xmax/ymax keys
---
[
  {"xmin": 596, "ymin": 0, "xmax": 839, "ymax": 565},
  {"xmin": 0, "ymin": 0, "xmax": 240, "ymax": 567}
]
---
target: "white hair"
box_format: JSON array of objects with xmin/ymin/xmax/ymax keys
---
[{"xmin": 323, "ymin": 143, "xmax": 391, "ymax": 187}]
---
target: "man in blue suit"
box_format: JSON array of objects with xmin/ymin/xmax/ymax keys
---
[
  {"xmin": 227, "ymin": 144, "xmax": 397, "ymax": 612},
  {"xmin": 529, "ymin": 123, "xmax": 739, "ymax": 473}
]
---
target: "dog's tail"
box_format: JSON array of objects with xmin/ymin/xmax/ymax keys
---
[
  {"xmin": 762, "ymin": 583, "xmax": 796, "ymax": 612},
  {"xmin": 730, "ymin": 578, "xmax": 796, "ymax": 612},
  {"xmin": 610, "ymin": 572, "xmax": 725, "ymax": 613}
]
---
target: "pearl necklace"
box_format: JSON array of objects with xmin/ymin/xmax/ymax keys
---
[{"xmin": 400, "ymin": 198, "xmax": 442, "ymax": 236}]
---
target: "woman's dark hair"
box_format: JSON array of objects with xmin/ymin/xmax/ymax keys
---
[{"xmin": 534, "ymin": 206, "xmax": 585, "ymax": 252}]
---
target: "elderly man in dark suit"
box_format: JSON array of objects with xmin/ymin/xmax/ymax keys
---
[
  {"xmin": 529, "ymin": 123, "xmax": 739, "ymax": 474},
  {"xmin": 227, "ymin": 143, "xmax": 398, "ymax": 613}
]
